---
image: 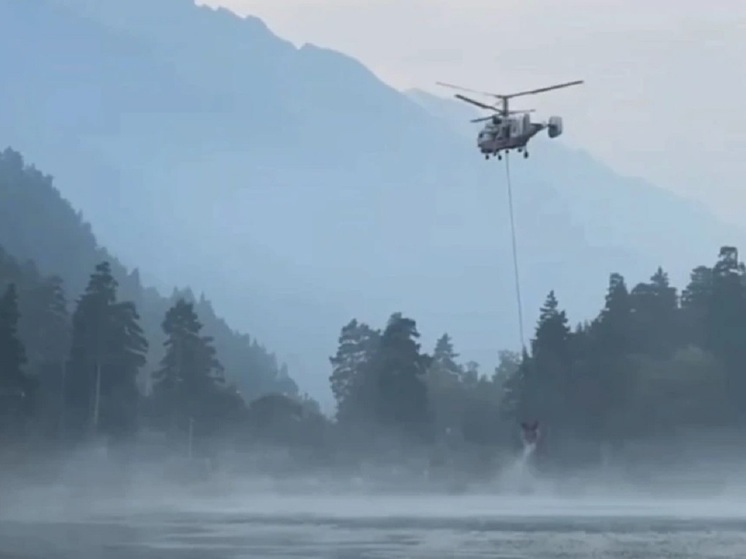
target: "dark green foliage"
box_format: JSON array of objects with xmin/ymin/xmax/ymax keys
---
[
  {"xmin": 0, "ymin": 284, "xmax": 27, "ymax": 388},
  {"xmin": 372, "ymin": 313, "xmax": 431, "ymax": 440},
  {"xmin": 427, "ymin": 333, "xmax": 464, "ymax": 438},
  {"xmin": 0, "ymin": 147, "xmax": 322, "ymax": 466},
  {"xmin": 510, "ymin": 291, "xmax": 573, "ymax": 431},
  {"xmin": 707, "ymin": 248, "xmax": 746, "ymax": 407},
  {"xmin": 245, "ymin": 393, "xmax": 326, "ymax": 449},
  {"xmin": 0, "ymin": 148, "xmax": 298, "ymax": 404},
  {"xmin": 65, "ymin": 262, "xmax": 148, "ymax": 443},
  {"xmin": 327, "ymin": 245, "xmax": 746, "ymax": 469},
  {"xmin": 629, "ymin": 267, "xmax": 679, "ymax": 358},
  {"xmin": 329, "ymin": 319, "xmax": 380, "ymax": 424},
  {"xmin": 330, "ymin": 313, "xmax": 432, "ymax": 443},
  {"xmin": 432, "ymin": 334, "xmax": 461, "ymax": 379},
  {"xmin": 331, "ymin": 243, "xmax": 746, "ymax": 466},
  {"xmin": 0, "ymin": 283, "xmax": 29, "ymax": 436},
  {"xmin": 0, "ymin": 248, "xmax": 71, "ymax": 442},
  {"xmin": 151, "ymin": 298, "xmax": 230, "ymax": 448},
  {"xmin": 588, "ymin": 274, "xmax": 636, "ymax": 441},
  {"xmin": 499, "ymin": 247, "xmax": 746, "ymax": 460}
]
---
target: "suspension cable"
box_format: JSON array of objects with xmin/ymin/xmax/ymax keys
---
[{"xmin": 504, "ymin": 151, "xmax": 526, "ymax": 351}]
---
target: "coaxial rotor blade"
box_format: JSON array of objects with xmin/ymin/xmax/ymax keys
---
[
  {"xmin": 504, "ymin": 80, "xmax": 584, "ymax": 99},
  {"xmin": 454, "ymin": 94, "xmax": 498, "ymax": 111},
  {"xmin": 436, "ymin": 81, "xmax": 502, "ymax": 97}
]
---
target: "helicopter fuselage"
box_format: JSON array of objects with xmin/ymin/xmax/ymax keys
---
[
  {"xmin": 476, "ymin": 115, "xmax": 563, "ymax": 158},
  {"xmin": 477, "ymin": 122, "xmax": 544, "ymax": 155}
]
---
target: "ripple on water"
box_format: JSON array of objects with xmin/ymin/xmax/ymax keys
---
[{"xmin": 4, "ymin": 496, "xmax": 746, "ymax": 558}]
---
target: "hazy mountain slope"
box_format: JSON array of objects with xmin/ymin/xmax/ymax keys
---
[
  {"xmin": 0, "ymin": 148, "xmax": 298, "ymax": 400},
  {"xmin": 2, "ymin": 0, "xmax": 742, "ymax": 403},
  {"xmin": 407, "ymin": 88, "xmax": 483, "ymax": 140},
  {"xmin": 407, "ymin": 88, "xmax": 738, "ymax": 279}
]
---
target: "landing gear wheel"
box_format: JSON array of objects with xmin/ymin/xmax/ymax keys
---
[
  {"xmin": 523, "ymin": 151, "xmax": 529, "ymax": 159},
  {"xmin": 497, "ymin": 154, "xmax": 502, "ymax": 160},
  {"xmin": 484, "ymin": 154, "xmax": 489, "ymax": 160}
]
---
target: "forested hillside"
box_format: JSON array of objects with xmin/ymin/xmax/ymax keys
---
[
  {"xmin": 3, "ymin": 222, "xmax": 742, "ymax": 483},
  {"xmin": 0, "ymin": 148, "xmax": 298, "ymax": 402},
  {"xmin": 326, "ymin": 245, "xmax": 746, "ymax": 477}
]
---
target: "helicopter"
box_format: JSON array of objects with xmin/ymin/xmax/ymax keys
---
[{"xmin": 436, "ymin": 80, "xmax": 584, "ymax": 160}]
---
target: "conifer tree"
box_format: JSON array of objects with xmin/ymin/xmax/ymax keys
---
[
  {"xmin": 427, "ymin": 333, "xmax": 465, "ymax": 439},
  {"xmin": 530, "ymin": 291, "xmax": 573, "ymax": 428},
  {"xmin": 629, "ymin": 267, "xmax": 679, "ymax": 358},
  {"xmin": 66, "ymin": 262, "xmax": 147, "ymax": 442},
  {"xmin": 152, "ymin": 298, "xmax": 224, "ymax": 445},
  {"xmin": 329, "ymin": 319, "xmax": 380, "ymax": 424},
  {"xmin": 372, "ymin": 313, "xmax": 431, "ymax": 441},
  {"xmin": 0, "ymin": 284, "xmax": 28, "ymax": 435}
]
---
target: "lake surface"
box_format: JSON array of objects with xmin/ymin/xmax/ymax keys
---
[{"xmin": 4, "ymin": 491, "xmax": 746, "ymax": 558}]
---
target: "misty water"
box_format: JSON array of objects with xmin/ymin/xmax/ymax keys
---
[{"xmin": 5, "ymin": 447, "xmax": 746, "ymax": 558}]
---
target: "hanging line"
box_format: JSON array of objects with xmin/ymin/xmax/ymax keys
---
[{"xmin": 504, "ymin": 151, "xmax": 526, "ymax": 351}]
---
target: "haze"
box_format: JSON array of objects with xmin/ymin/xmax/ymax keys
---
[
  {"xmin": 4, "ymin": 1, "xmax": 746, "ymax": 555},
  {"xmin": 208, "ymin": 0, "xmax": 746, "ymax": 225}
]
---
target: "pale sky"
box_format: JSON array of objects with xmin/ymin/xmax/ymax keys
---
[{"xmin": 203, "ymin": 0, "xmax": 746, "ymax": 225}]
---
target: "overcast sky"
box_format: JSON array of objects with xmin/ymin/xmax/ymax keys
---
[{"xmin": 203, "ymin": 0, "xmax": 746, "ymax": 225}]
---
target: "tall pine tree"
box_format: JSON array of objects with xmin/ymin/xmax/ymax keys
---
[
  {"xmin": 427, "ymin": 333, "xmax": 465, "ymax": 440},
  {"xmin": 25, "ymin": 276, "xmax": 71, "ymax": 440},
  {"xmin": 0, "ymin": 284, "xmax": 28, "ymax": 437},
  {"xmin": 708, "ymin": 247, "xmax": 746, "ymax": 418},
  {"xmin": 680, "ymin": 264, "xmax": 713, "ymax": 349},
  {"xmin": 588, "ymin": 274, "xmax": 636, "ymax": 442},
  {"xmin": 371, "ymin": 313, "xmax": 431, "ymax": 442},
  {"xmin": 531, "ymin": 291, "xmax": 573, "ymax": 431},
  {"xmin": 151, "ymin": 299, "xmax": 224, "ymax": 448},
  {"xmin": 329, "ymin": 319, "xmax": 380, "ymax": 425},
  {"xmin": 629, "ymin": 267, "xmax": 679, "ymax": 358},
  {"xmin": 66, "ymin": 262, "xmax": 147, "ymax": 443}
]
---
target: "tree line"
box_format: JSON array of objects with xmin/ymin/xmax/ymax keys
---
[
  {"xmin": 0, "ymin": 257, "xmax": 257, "ymax": 455},
  {"xmin": 328, "ymin": 246, "xmax": 746, "ymax": 470},
  {"xmin": 3, "ymin": 241, "xmax": 746, "ymax": 475}
]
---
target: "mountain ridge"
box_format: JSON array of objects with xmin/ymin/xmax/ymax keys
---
[{"xmin": 2, "ymin": 0, "xmax": 743, "ymax": 403}]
